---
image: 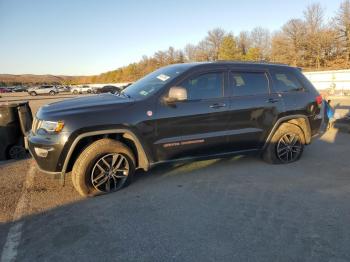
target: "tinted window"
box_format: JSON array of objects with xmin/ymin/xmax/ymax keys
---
[
  {"xmin": 179, "ymin": 72, "xmax": 223, "ymax": 100},
  {"xmin": 123, "ymin": 65, "xmax": 189, "ymax": 99},
  {"xmin": 230, "ymin": 72, "xmax": 269, "ymax": 96},
  {"xmin": 271, "ymin": 72, "xmax": 304, "ymax": 92}
]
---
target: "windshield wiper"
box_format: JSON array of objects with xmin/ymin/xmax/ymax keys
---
[{"xmin": 118, "ymin": 92, "xmax": 131, "ymax": 99}]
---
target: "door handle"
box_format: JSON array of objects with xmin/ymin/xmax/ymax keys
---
[
  {"xmin": 267, "ymin": 98, "xmax": 279, "ymax": 103},
  {"xmin": 209, "ymin": 103, "xmax": 226, "ymax": 109}
]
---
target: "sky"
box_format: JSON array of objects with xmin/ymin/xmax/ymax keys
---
[{"xmin": 0, "ymin": 0, "xmax": 344, "ymax": 76}]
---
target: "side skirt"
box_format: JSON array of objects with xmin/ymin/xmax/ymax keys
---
[{"xmin": 149, "ymin": 148, "xmax": 260, "ymax": 168}]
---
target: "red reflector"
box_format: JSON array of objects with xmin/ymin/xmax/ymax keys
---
[{"xmin": 316, "ymin": 95, "xmax": 323, "ymax": 105}]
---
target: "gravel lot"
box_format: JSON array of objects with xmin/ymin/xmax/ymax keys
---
[{"xmin": 0, "ymin": 94, "xmax": 350, "ymax": 261}]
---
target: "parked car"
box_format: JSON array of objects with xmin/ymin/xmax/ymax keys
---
[
  {"xmin": 71, "ymin": 85, "xmax": 92, "ymax": 94},
  {"xmin": 12, "ymin": 86, "xmax": 27, "ymax": 92},
  {"xmin": 27, "ymin": 85, "xmax": 59, "ymax": 96},
  {"xmin": 57, "ymin": 86, "xmax": 71, "ymax": 93},
  {"xmin": 0, "ymin": 87, "xmax": 11, "ymax": 93},
  {"xmin": 28, "ymin": 62, "xmax": 324, "ymax": 197},
  {"xmin": 93, "ymin": 85, "xmax": 122, "ymax": 94}
]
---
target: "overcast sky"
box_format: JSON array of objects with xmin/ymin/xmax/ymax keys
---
[{"xmin": 0, "ymin": 0, "xmax": 344, "ymax": 75}]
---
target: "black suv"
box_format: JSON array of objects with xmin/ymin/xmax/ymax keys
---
[{"xmin": 28, "ymin": 62, "xmax": 323, "ymax": 196}]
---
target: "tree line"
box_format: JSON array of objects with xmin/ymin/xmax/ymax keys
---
[
  {"xmin": 91, "ymin": 1, "xmax": 350, "ymax": 84},
  {"xmin": 1, "ymin": 1, "xmax": 350, "ymax": 86}
]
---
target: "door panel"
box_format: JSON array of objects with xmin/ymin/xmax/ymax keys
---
[
  {"xmin": 154, "ymin": 71, "xmax": 231, "ymax": 161},
  {"xmin": 226, "ymin": 70, "xmax": 283, "ymax": 150},
  {"xmin": 227, "ymin": 93, "xmax": 282, "ymax": 150}
]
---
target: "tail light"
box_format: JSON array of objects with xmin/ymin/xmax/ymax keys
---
[{"xmin": 316, "ymin": 95, "xmax": 323, "ymax": 105}]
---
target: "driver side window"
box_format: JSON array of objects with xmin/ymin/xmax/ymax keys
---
[{"xmin": 179, "ymin": 72, "xmax": 224, "ymax": 100}]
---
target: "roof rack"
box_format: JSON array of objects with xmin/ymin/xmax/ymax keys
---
[{"xmin": 214, "ymin": 60, "xmax": 289, "ymax": 66}]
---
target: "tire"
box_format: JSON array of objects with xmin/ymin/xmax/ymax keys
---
[
  {"xmin": 73, "ymin": 90, "xmax": 79, "ymax": 94},
  {"xmin": 72, "ymin": 139, "xmax": 135, "ymax": 197},
  {"xmin": 30, "ymin": 91, "xmax": 37, "ymax": 96},
  {"xmin": 263, "ymin": 123, "xmax": 305, "ymax": 164},
  {"xmin": 8, "ymin": 145, "xmax": 27, "ymax": 160},
  {"xmin": 49, "ymin": 90, "xmax": 56, "ymax": 96}
]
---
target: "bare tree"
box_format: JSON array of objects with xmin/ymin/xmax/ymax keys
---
[
  {"xmin": 250, "ymin": 27, "xmax": 271, "ymax": 60},
  {"xmin": 237, "ymin": 31, "xmax": 251, "ymax": 56},
  {"xmin": 196, "ymin": 40, "xmax": 211, "ymax": 61},
  {"xmin": 205, "ymin": 28, "xmax": 226, "ymax": 60},
  {"xmin": 282, "ymin": 19, "xmax": 306, "ymax": 66},
  {"xmin": 303, "ymin": 3, "xmax": 325, "ymax": 68},
  {"xmin": 334, "ymin": 0, "xmax": 350, "ymax": 64},
  {"xmin": 184, "ymin": 44, "xmax": 197, "ymax": 61}
]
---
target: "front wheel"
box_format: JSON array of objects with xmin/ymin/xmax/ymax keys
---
[
  {"xmin": 49, "ymin": 90, "xmax": 56, "ymax": 96},
  {"xmin": 72, "ymin": 139, "xmax": 135, "ymax": 197},
  {"xmin": 30, "ymin": 91, "xmax": 37, "ymax": 96},
  {"xmin": 263, "ymin": 123, "xmax": 305, "ymax": 164}
]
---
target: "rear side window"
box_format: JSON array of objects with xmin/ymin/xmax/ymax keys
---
[
  {"xmin": 230, "ymin": 72, "xmax": 269, "ymax": 96},
  {"xmin": 271, "ymin": 72, "xmax": 305, "ymax": 92},
  {"xmin": 179, "ymin": 72, "xmax": 224, "ymax": 100}
]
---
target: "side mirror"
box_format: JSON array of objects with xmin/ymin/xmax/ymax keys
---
[{"xmin": 164, "ymin": 86, "xmax": 188, "ymax": 103}]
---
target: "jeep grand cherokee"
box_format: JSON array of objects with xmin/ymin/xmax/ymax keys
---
[{"xmin": 28, "ymin": 62, "xmax": 323, "ymax": 196}]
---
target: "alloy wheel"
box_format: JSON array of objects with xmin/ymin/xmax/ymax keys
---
[
  {"xmin": 276, "ymin": 133, "xmax": 303, "ymax": 163},
  {"xmin": 91, "ymin": 153, "xmax": 129, "ymax": 193}
]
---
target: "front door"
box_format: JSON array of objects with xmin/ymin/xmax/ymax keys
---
[{"xmin": 154, "ymin": 70, "xmax": 232, "ymax": 161}]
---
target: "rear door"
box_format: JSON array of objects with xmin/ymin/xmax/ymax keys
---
[
  {"xmin": 226, "ymin": 68, "xmax": 283, "ymax": 150},
  {"xmin": 154, "ymin": 68, "xmax": 232, "ymax": 161}
]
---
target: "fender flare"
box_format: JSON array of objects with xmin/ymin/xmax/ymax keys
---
[
  {"xmin": 263, "ymin": 114, "xmax": 312, "ymax": 150},
  {"xmin": 61, "ymin": 128, "xmax": 150, "ymax": 177}
]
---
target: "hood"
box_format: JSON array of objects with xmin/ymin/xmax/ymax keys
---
[{"xmin": 37, "ymin": 93, "xmax": 134, "ymax": 119}]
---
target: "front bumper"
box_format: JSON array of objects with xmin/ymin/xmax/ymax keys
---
[{"xmin": 27, "ymin": 131, "xmax": 69, "ymax": 176}]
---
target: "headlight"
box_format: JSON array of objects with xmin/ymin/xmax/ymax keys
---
[{"xmin": 38, "ymin": 120, "xmax": 64, "ymax": 134}]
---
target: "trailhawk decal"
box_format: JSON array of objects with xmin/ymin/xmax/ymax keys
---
[{"xmin": 163, "ymin": 139, "xmax": 205, "ymax": 148}]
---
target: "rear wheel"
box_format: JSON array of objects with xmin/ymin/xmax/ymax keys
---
[
  {"xmin": 30, "ymin": 91, "xmax": 37, "ymax": 96},
  {"xmin": 73, "ymin": 90, "xmax": 79, "ymax": 94},
  {"xmin": 263, "ymin": 123, "xmax": 305, "ymax": 164},
  {"xmin": 72, "ymin": 139, "xmax": 135, "ymax": 197},
  {"xmin": 49, "ymin": 90, "xmax": 56, "ymax": 96}
]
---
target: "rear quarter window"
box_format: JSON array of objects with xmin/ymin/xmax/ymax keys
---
[
  {"xmin": 230, "ymin": 72, "xmax": 269, "ymax": 96},
  {"xmin": 271, "ymin": 71, "xmax": 305, "ymax": 93}
]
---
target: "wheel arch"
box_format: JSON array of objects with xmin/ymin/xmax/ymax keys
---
[
  {"xmin": 263, "ymin": 114, "xmax": 312, "ymax": 150},
  {"xmin": 62, "ymin": 129, "xmax": 150, "ymax": 176}
]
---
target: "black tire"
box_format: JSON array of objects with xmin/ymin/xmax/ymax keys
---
[
  {"xmin": 72, "ymin": 139, "xmax": 135, "ymax": 197},
  {"xmin": 49, "ymin": 90, "xmax": 56, "ymax": 96},
  {"xmin": 8, "ymin": 145, "xmax": 27, "ymax": 160},
  {"xmin": 263, "ymin": 123, "xmax": 305, "ymax": 164},
  {"xmin": 30, "ymin": 91, "xmax": 37, "ymax": 96},
  {"xmin": 73, "ymin": 90, "xmax": 79, "ymax": 94}
]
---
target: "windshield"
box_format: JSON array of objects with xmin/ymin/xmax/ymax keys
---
[{"xmin": 122, "ymin": 65, "xmax": 188, "ymax": 99}]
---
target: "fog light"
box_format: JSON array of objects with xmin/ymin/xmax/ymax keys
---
[{"xmin": 34, "ymin": 147, "xmax": 53, "ymax": 158}]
